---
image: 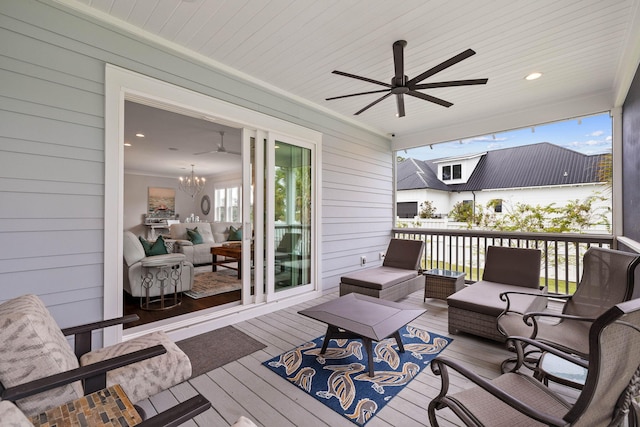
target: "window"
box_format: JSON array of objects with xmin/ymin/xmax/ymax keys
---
[
  {"xmin": 442, "ymin": 165, "xmax": 451, "ymax": 180},
  {"xmin": 491, "ymin": 199, "xmax": 503, "ymax": 213},
  {"xmin": 214, "ymin": 186, "xmax": 240, "ymax": 221},
  {"xmin": 453, "ymin": 164, "xmax": 462, "ymax": 179},
  {"xmin": 397, "ymin": 202, "xmax": 418, "ymax": 218},
  {"xmin": 442, "ymin": 164, "xmax": 462, "ymax": 181}
]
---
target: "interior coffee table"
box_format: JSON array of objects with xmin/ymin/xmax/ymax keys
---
[
  {"xmin": 299, "ymin": 293, "xmax": 426, "ymax": 376},
  {"xmin": 211, "ymin": 244, "xmax": 242, "ymax": 279}
]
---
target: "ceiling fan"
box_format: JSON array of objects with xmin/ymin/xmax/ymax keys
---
[
  {"xmin": 194, "ymin": 131, "xmax": 240, "ymax": 156},
  {"xmin": 326, "ymin": 40, "xmax": 488, "ymax": 117}
]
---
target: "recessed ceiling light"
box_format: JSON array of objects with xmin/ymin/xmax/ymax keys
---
[
  {"xmin": 525, "ymin": 72, "xmax": 542, "ymax": 81},
  {"xmin": 124, "ymin": 142, "xmax": 131, "ymax": 147},
  {"xmin": 135, "ymin": 133, "xmax": 145, "ymax": 138}
]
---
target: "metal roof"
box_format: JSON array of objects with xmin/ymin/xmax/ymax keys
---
[{"xmin": 397, "ymin": 143, "xmax": 607, "ymax": 191}]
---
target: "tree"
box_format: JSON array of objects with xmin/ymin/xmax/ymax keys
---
[
  {"xmin": 476, "ymin": 195, "xmax": 610, "ymax": 233},
  {"xmin": 596, "ymin": 152, "xmax": 612, "ymax": 193},
  {"xmin": 449, "ymin": 202, "xmax": 474, "ymax": 223},
  {"xmin": 419, "ymin": 200, "xmax": 436, "ymax": 218}
]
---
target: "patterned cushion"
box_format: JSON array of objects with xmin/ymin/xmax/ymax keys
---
[
  {"xmin": 0, "ymin": 295, "xmax": 83, "ymax": 417},
  {"xmin": 0, "ymin": 401, "xmax": 33, "ymax": 427},
  {"xmin": 80, "ymin": 331, "xmax": 192, "ymax": 404}
]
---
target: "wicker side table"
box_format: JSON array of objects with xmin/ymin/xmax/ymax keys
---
[{"xmin": 424, "ymin": 269, "xmax": 466, "ymax": 301}]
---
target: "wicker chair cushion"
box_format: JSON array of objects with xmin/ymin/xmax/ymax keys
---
[
  {"xmin": 482, "ymin": 246, "xmax": 541, "ymax": 289},
  {"xmin": 447, "ymin": 281, "xmax": 545, "ymax": 316},
  {"xmin": 0, "ymin": 295, "xmax": 83, "ymax": 417},
  {"xmin": 80, "ymin": 331, "xmax": 192, "ymax": 404},
  {"xmin": 341, "ymin": 266, "xmax": 418, "ymax": 290},
  {"xmin": 382, "ymin": 239, "xmax": 424, "ymax": 270}
]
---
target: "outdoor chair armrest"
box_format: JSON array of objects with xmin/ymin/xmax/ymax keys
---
[
  {"xmin": 498, "ymin": 287, "xmax": 548, "ymax": 315},
  {"xmin": 504, "ymin": 335, "xmax": 589, "ymax": 372},
  {"xmin": 137, "ymin": 394, "xmax": 212, "ymax": 427},
  {"xmin": 522, "ymin": 311, "xmax": 597, "ymax": 325},
  {"xmin": 1, "ymin": 345, "xmax": 166, "ymax": 401},
  {"xmin": 61, "ymin": 314, "xmax": 140, "ymax": 358},
  {"xmin": 430, "ymin": 355, "xmax": 568, "ymax": 426}
]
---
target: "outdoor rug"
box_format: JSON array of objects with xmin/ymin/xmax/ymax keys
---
[
  {"xmin": 263, "ymin": 325, "xmax": 452, "ymax": 426},
  {"xmin": 177, "ymin": 326, "xmax": 266, "ymax": 377},
  {"xmin": 184, "ymin": 269, "xmax": 241, "ymax": 299}
]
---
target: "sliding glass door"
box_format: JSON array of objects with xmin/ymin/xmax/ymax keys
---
[
  {"xmin": 273, "ymin": 141, "xmax": 312, "ymax": 291},
  {"xmin": 244, "ymin": 131, "xmax": 315, "ymax": 303}
]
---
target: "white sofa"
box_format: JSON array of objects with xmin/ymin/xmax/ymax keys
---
[
  {"xmin": 170, "ymin": 221, "xmax": 243, "ymax": 265},
  {"xmin": 123, "ymin": 231, "xmax": 194, "ymax": 297}
]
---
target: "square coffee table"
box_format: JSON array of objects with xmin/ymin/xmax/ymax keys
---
[{"xmin": 298, "ymin": 293, "xmax": 426, "ymax": 376}]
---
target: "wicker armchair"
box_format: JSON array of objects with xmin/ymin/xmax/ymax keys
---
[{"xmin": 428, "ymin": 298, "xmax": 640, "ymax": 426}]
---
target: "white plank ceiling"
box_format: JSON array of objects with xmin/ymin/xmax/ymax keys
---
[{"xmin": 61, "ymin": 0, "xmax": 640, "ymax": 175}]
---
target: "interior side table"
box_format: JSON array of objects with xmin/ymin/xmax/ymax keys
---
[
  {"xmin": 30, "ymin": 384, "xmax": 142, "ymax": 427},
  {"xmin": 424, "ymin": 268, "xmax": 465, "ymax": 300},
  {"xmin": 140, "ymin": 254, "xmax": 185, "ymax": 310}
]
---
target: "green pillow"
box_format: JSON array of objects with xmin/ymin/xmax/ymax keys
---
[
  {"xmin": 139, "ymin": 235, "xmax": 168, "ymax": 256},
  {"xmin": 187, "ymin": 227, "xmax": 203, "ymax": 244},
  {"xmin": 228, "ymin": 225, "xmax": 242, "ymax": 241}
]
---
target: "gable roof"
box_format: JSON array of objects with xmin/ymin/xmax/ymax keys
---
[{"xmin": 397, "ymin": 143, "xmax": 607, "ymax": 191}]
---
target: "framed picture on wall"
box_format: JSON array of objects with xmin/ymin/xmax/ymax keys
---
[{"xmin": 148, "ymin": 187, "xmax": 176, "ymax": 217}]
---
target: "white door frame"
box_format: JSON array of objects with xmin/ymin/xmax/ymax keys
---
[{"xmin": 104, "ymin": 65, "xmax": 322, "ymax": 345}]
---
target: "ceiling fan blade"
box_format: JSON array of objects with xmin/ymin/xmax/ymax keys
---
[
  {"xmin": 193, "ymin": 150, "xmax": 216, "ymax": 155},
  {"xmin": 407, "ymin": 49, "xmax": 476, "ymax": 86},
  {"xmin": 412, "ymin": 78, "xmax": 488, "ymax": 90},
  {"xmin": 332, "ymin": 70, "xmax": 392, "ymax": 88},
  {"xmin": 355, "ymin": 92, "xmax": 392, "ymax": 115},
  {"xmin": 396, "ymin": 94, "xmax": 406, "ymax": 117},
  {"xmin": 393, "ymin": 40, "xmax": 407, "ymax": 83},
  {"xmin": 326, "ymin": 88, "xmax": 391, "ymax": 101},
  {"xmin": 407, "ymin": 90, "xmax": 453, "ymax": 108}
]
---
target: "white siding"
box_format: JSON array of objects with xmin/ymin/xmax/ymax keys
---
[
  {"xmin": 398, "ymin": 184, "xmax": 610, "ymax": 229},
  {"xmin": 0, "ymin": 1, "xmax": 392, "ymax": 330}
]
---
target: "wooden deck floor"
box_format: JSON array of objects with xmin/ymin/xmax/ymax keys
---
[{"xmin": 135, "ymin": 290, "xmax": 572, "ymax": 427}]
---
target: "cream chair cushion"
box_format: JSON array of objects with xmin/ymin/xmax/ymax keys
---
[
  {"xmin": 80, "ymin": 331, "xmax": 192, "ymax": 404},
  {"xmin": 0, "ymin": 295, "xmax": 83, "ymax": 417},
  {"xmin": 0, "ymin": 401, "xmax": 33, "ymax": 427}
]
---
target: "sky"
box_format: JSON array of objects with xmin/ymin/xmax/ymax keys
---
[{"xmin": 402, "ymin": 112, "xmax": 612, "ymax": 161}]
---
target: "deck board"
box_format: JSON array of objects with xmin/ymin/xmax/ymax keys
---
[{"xmin": 141, "ymin": 289, "xmax": 571, "ymax": 426}]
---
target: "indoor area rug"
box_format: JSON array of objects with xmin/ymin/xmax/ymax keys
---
[
  {"xmin": 177, "ymin": 326, "xmax": 266, "ymax": 377},
  {"xmin": 184, "ymin": 269, "xmax": 241, "ymax": 299},
  {"xmin": 263, "ymin": 325, "xmax": 452, "ymax": 426}
]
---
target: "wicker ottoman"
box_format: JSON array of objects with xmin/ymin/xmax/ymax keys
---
[{"xmin": 424, "ymin": 269, "xmax": 465, "ymax": 300}]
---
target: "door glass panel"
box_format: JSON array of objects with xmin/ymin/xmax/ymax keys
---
[{"xmin": 274, "ymin": 141, "xmax": 311, "ymax": 290}]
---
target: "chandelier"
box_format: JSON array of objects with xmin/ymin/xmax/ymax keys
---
[{"xmin": 178, "ymin": 164, "xmax": 205, "ymax": 198}]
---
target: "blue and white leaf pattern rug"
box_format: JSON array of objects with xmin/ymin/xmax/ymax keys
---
[{"xmin": 263, "ymin": 325, "xmax": 452, "ymax": 426}]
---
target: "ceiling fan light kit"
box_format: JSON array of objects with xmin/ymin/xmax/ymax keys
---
[{"xmin": 326, "ymin": 40, "xmax": 488, "ymax": 117}]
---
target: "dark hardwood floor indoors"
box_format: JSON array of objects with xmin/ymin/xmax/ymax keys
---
[{"xmin": 123, "ymin": 290, "xmax": 241, "ymax": 329}]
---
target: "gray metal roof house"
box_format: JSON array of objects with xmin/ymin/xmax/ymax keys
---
[{"xmin": 397, "ymin": 143, "xmax": 608, "ymax": 218}]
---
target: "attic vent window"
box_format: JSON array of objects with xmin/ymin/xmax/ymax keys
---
[{"xmin": 442, "ymin": 163, "xmax": 462, "ymax": 181}]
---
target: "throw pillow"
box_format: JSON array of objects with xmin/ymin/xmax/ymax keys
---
[
  {"xmin": 186, "ymin": 227, "xmax": 204, "ymax": 244},
  {"xmin": 139, "ymin": 235, "xmax": 168, "ymax": 256},
  {"xmin": 228, "ymin": 225, "xmax": 242, "ymax": 241}
]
